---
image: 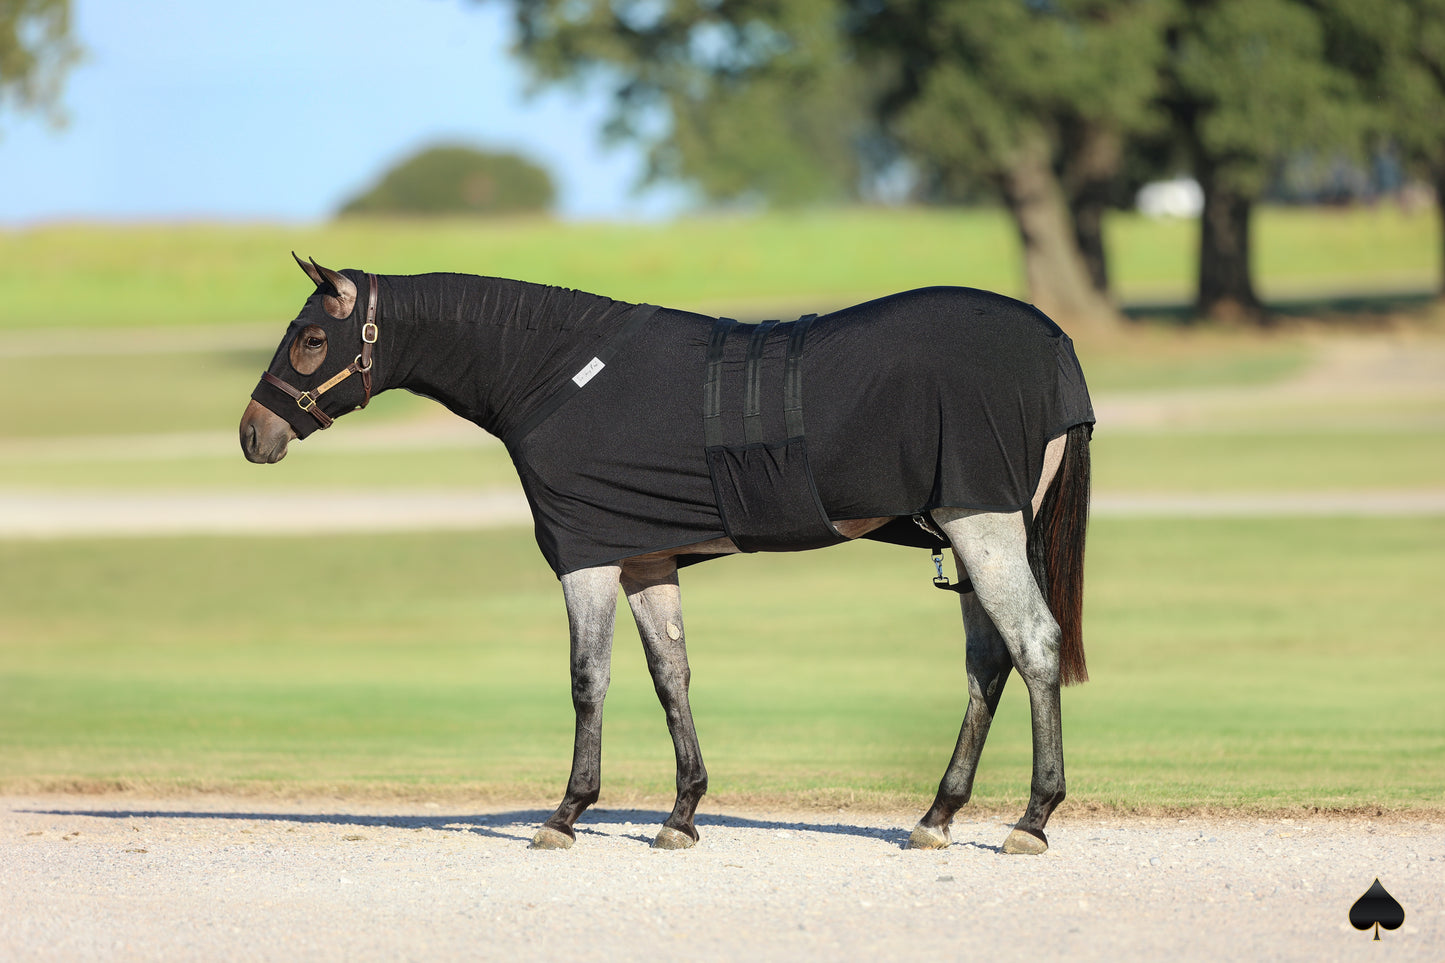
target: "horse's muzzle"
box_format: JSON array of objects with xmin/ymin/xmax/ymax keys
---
[{"xmin": 239, "ymin": 400, "xmax": 294, "ymax": 464}]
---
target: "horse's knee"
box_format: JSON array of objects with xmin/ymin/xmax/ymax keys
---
[
  {"xmin": 570, "ymin": 658, "xmax": 611, "ymax": 704},
  {"xmin": 650, "ymin": 659, "xmax": 691, "ymax": 700}
]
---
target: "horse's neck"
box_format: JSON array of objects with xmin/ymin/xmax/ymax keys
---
[{"xmin": 377, "ymin": 272, "xmax": 626, "ymax": 435}]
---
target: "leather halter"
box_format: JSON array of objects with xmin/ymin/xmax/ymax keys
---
[{"xmin": 261, "ymin": 273, "xmax": 379, "ymax": 430}]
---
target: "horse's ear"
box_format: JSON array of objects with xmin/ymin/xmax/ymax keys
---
[
  {"xmin": 292, "ymin": 252, "xmax": 357, "ymax": 319},
  {"xmin": 293, "ymin": 251, "xmax": 325, "ymax": 288}
]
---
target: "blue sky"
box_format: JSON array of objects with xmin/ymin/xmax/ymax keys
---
[{"xmin": 0, "ymin": 0, "xmax": 689, "ymax": 223}]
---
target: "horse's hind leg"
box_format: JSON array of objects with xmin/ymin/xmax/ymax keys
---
[
  {"xmin": 532, "ymin": 564, "xmax": 621, "ymax": 850},
  {"xmin": 933, "ymin": 508, "xmax": 1067, "ymax": 855},
  {"xmin": 908, "ymin": 586, "xmax": 1013, "ymax": 849},
  {"xmin": 621, "ymin": 557, "xmax": 708, "ymax": 849}
]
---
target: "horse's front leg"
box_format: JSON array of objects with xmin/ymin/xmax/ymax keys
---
[
  {"xmin": 621, "ymin": 556, "xmax": 708, "ymax": 849},
  {"xmin": 531, "ymin": 564, "xmax": 621, "ymax": 850}
]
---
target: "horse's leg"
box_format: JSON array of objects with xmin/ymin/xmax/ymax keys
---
[
  {"xmin": 531, "ymin": 564, "xmax": 622, "ymax": 850},
  {"xmin": 933, "ymin": 508, "xmax": 1067, "ymax": 855},
  {"xmin": 621, "ymin": 557, "xmax": 708, "ymax": 850},
  {"xmin": 907, "ymin": 586, "xmax": 1013, "ymax": 849}
]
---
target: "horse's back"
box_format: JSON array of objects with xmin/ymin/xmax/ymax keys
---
[
  {"xmin": 803, "ymin": 286, "xmax": 1093, "ymax": 521},
  {"xmin": 508, "ymin": 285, "xmax": 1093, "ymax": 575}
]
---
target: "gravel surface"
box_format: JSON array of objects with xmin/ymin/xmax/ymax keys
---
[{"xmin": 2, "ymin": 795, "xmax": 1439, "ymax": 961}]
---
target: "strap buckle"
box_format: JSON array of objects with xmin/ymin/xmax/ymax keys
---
[
  {"xmin": 931, "ymin": 550, "xmax": 974, "ymax": 594},
  {"xmin": 361, "ymin": 321, "xmax": 378, "ymax": 344},
  {"xmin": 296, "ymin": 390, "xmax": 317, "ymax": 411},
  {"xmin": 932, "ymin": 552, "xmax": 949, "ymax": 588}
]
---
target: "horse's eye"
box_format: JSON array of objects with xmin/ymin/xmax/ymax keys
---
[{"xmin": 306, "ymin": 337, "xmax": 325, "ymax": 349}]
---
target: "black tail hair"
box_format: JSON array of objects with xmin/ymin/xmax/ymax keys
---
[{"xmin": 1027, "ymin": 423, "xmax": 1092, "ymax": 685}]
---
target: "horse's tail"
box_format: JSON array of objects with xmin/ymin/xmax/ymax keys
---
[{"xmin": 1028, "ymin": 422, "xmax": 1092, "ymax": 686}]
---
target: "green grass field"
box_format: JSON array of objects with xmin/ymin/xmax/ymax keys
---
[
  {"xmin": 1, "ymin": 204, "xmax": 1437, "ymax": 329},
  {"xmin": 1, "ymin": 519, "xmax": 1440, "ymax": 810},
  {"xmin": 1, "ymin": 207, "xmax": 1442, "ymax": 813}
]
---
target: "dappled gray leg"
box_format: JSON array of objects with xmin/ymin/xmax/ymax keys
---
[
  {"xmin": 909, "ymin": 585, "xmax": 1014, "ymax": 850},
  {"xmin": 931, "ymin": 509, "xmax": 1067, "ymax": 855},
  {"xmin": 622, "ymin": 559, "xmax": 708, "ymax": 849},
  {"xmin": 532, "ymin": 565, "xmax": 621, "ymax": 850}
]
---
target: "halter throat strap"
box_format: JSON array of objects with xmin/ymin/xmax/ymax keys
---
[{"xmin": 260, "ymin": 272, "xmax": 378, "ymax": 432}]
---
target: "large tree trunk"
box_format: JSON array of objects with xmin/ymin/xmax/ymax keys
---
[
  {"xmin": 996, "ymin": 132, "xmax": 1119, "ymax": 328},
  {"xmin": 1195, "ymin": 163, "xmax": 1265, "ymax": 322},
  {"xmin": 1061, "ymin": 122, "xmax": 1124, "ymax": 297},
  {"xmin": 1435, "ymin": 165, "xmax": 1445, "ymax": 299},
  {"xmin": 1070, "ymin": 194, "xmax": 1111, "ymax": 297}
]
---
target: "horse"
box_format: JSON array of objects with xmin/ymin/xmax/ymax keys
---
[{"xmin": 240, "ymin": 255, "xmax": 1095, "ymax": 855}]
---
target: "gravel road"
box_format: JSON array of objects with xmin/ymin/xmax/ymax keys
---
[{"xmin": 2, "ymin": 795, "xmax": 1439, "ymax": 961}]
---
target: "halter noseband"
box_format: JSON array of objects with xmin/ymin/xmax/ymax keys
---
[{"xmin": 261, "ymin": 273, "xmax": 379, "ymax": 430}]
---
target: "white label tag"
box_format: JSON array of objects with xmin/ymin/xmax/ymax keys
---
[{"xmin": 572, "ymin": 357, "xmax": 605, "ymax": 387}]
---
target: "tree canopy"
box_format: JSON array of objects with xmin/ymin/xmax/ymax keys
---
[
  {"xmin": 505, "ymin": 0, "xmax": 872, "ymax": 206},
  {"xmin": 1161, "ymin": 0, "xmax": 1373, "ymax": 318},
  {"xmin": 0, "ymin": 0, "xmax": 80, "ymax": 131},
  {"xmin": 338, "ymin": 145, "xmax": 556, "ymax": 218},
  {"xmin": 488, "ymin": 0, "xmax": 1439, "ymax": 318}
]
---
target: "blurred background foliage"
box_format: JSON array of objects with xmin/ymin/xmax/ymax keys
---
[
  {"xmin": 5, "ymin": 1, "xmax": 1442, "ymax": 325},
  {"xmin": 492, "ymin": 0, "xmax": 1445, "ymax": 324},
  {"xmin": 0, "ymin": 0, "xmax": 79, "ymax": 131},
  {"xmin": 338, "ymin": 144, "xmax": 556, "ymax": 218}
]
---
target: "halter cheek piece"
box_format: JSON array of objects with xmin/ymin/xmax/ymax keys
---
[{"xmin": 260, "ymin": 274, "xmax": 379, "ymax": 430}]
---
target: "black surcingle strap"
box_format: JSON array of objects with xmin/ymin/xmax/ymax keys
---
[
  {"xmin": 702, "ymin": 317, "xmax": 736, "ymax": 448},
  {"xmin": 784, "ymin": 313, "xmax": 816, "ymax": 440},
  {"xmin": 703, "ymin": 312, "xmax": 818, "ymax": 448},
  {"xmin": 742, "ymin": 320, "xmax": 777, "ymax": 445}
]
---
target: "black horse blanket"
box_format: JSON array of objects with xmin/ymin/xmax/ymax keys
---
[{"xmin": 500, "ymin": 285, "xmax": 1095, "ymax": 575}]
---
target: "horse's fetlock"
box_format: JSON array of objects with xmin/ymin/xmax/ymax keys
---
[{"xmin": 1032, "ymin": 777, "xmax": 1065, "ymax": 810}]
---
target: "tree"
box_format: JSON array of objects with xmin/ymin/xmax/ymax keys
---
[
  {"xmin": 852, "ymin": 0, "xmax": 1169, "ymax": 325},
  {"xmin": 502, "ymin": 0, "xmax": 873, "ymax": 206},
  {"xmin": 1365, "ymin": 0, "xmax": 1445, "ymax": 296},
  {"xmin": 1159, "ymin": 0, "xmax": 1369, "ymax": 321},
  {"xmin": 0, "ymin": 0, "xmax": 80, "ymax": 131},
  {"xmin": 496, "ymin": 0, "xmax": 1173, "ymax": 324},
  {"xmin": 338, "ymin": 144, "xmax": 555, "ymax": 217}
]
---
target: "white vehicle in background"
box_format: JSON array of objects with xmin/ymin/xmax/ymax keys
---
[{"xmin": 1136, "ymin": 176, "xmax": 1204, "ymax": 218}]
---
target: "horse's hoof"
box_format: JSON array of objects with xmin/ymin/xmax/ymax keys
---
[
  {"xmin": 529, "ymin": 826, "xmax": 575, "ymax": 850},
  {"xmin": 652, "ymin": 826, "xmax": 697, "ymax": 850},
  {"xmin": 1002, "ymin": 827, "xmax": 1048, "ymax": 855},
  {"xmin": 907, "ymin": 823, "xmax": 951, "ymax": 850}
]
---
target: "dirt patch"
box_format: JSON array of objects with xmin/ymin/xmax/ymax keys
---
[{"xmin": 2, "ymin": 793, "xmax": 1439, "ymax": 961}]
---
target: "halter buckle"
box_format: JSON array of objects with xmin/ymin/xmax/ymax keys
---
[
  {"xmin": 296, "ymin": 391, "xmax": 317, "ymax": 411},
  {"xmin": 362, "ymin": 321, "xmax": 378, "ymax": 344}
]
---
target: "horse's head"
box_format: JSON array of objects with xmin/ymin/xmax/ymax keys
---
[{"xmin": 240, "ymin": 254, "xmax": 379, "ymax": 463}]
